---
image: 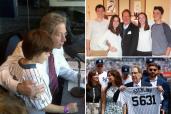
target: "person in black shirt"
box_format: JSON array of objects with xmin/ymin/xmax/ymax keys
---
[{"xmin": 86, "ymin": 69, "xmax": 101, "ymax": 114}]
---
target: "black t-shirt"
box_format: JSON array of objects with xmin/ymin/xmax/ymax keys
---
[{"xmin": 86, "ymin": 85, "xmax": 101, "ymax": 103}]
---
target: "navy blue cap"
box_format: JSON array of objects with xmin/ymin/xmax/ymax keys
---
[
  {"xmin": 121, "ymin": 65, "xmax": 130, "ymax": 74},
  {"xmin": 146, "ymin": 58, "xmax": 154, "ymax": 64},
  {"xmin": 96, "ymin": 59, "xmax": 104, "ymax": 65}
]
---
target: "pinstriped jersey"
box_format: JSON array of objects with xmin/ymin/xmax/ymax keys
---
[
  {"xmin": 9, "ymin": 61, "xmax": 52, "ymax": 114},
  {"xmin": 117, "ymin": 87, "xmax": 161, "ymax": 114},
  {"xmin": 98, "ymin": 71, "xmax": 108, "ymax": 89}
]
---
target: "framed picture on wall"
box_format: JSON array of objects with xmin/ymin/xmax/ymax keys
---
[
  {"xmin": 129, "ymin": 0, "xmax": 146, "ymax": 19},
  {"xmin": 104, "ymin": 0, "xmax": 119, "ymax": 16}
]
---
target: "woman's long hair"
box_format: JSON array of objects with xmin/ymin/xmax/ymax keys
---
[
  {"xmin": 138, "ymin": 12, "xmax": 150, "ymax": 31},
  {"xmin": 106, "ymin": 69, "xmax": 122, "ymax": 91},
  {"xmin": 108, "ymin": 15, "xmax": 120, "ymax": 35},
  {"xmin": 86, "ymin": 69, "xmax": 101, "ymax": 91}
]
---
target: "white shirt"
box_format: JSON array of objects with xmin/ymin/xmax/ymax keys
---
[
  {"xmin": 137, "ymin": 28, "xmax": 152, "ymax": 52},
  {"xmin": 133, "ymin": 80, "xmax": 141, "ymax": 87},
  {"xmin": 0, "ymin": 41, "xmax": 78, "ymax": 92},
  {"xmin": 150, "ymin": 76, "xmax": 164, "ymax": 102},
  {"xmin": 123, "ymin": 24, "xmax": 129, "ymax": 30},
  {"xmin": 86, "ymin": 19, "xmax": 108, "ymax": 50},
  {"xmin": 99, "ymin": 30, "xmax": 122, "ymax": 56},
  {"xmin": 150, "ymin": 77, "xmax": 158, "ymax": 87},
  {"xmin": 9, "ymin": 62, "xmax": 52, "ymax": 114},
  {"xmin": 98, "ymin": 71, "xmax": 108, "ymax": 89},
  {"xmin": 117, "ymin": 87, "xmax": 161, "ymax": 114}
]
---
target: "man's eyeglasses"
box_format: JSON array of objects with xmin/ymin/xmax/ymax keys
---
[
  {"xmin": 96, "ymin": 64, "xmax": 103, "ymax": 67},
  {"xmin": 149, "ymin": 68, "xmax": 157, "ymax": 72},
  {"xmin": 131, "ymin": 72, "xmax": 139, "ymax": 74}
]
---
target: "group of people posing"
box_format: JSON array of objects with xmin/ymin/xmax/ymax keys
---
[
  {"xmin": 86, "ymin": 59, "xmax": 170, "ymax": 114},
  {"xmin": 86, "ymin": 4, "xmax": 171, "ymax": 56}
]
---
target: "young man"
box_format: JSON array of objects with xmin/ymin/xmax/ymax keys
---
[
  {"xmin": 151, "ymin": 6, "xmax": 171, "ymax": 56},
  {"xmin": 121, "ymin": 65, "xmax": 132, "ymax": 84},
  {"xmin": 95, "ymin": 59, "xmax": 108, "ymax": 90},
  {"xmin": 143, "ymin": 63, "xmax": 170, "ymax": 113},
  {"xmin": 120, "ymin": 9, "xmax": 139, "ymax": 56},
  {"xmin": 86, "ymin": 4, "xmax": 108, "ymax": 56}
]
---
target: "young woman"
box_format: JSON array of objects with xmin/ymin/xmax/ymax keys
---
[
  {"xmin": 136, "ymin": 12, "xmax": 152, "ymax": 56},
  {"xmin": 99, "ymin": 15, "xmax": 122, "ymax": 57},
  {"xmin": 9, "ymin": 29, "xmax": 78, "ymax": 114},
  {"xmin": 86, "ymin": 70, "xmax": 101, "ymax": 114},
  {"xmin": 101, "ymin": 69, "xmax": 123, "ymax": 114}
]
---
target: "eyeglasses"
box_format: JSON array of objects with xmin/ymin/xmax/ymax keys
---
[
  {"xmin": 131, "ymin": 72, "xmax": 139, "ymax": 74},
  {"xmin": 149, "ymin": 68, "xmax": 157, "ymax": 72}
]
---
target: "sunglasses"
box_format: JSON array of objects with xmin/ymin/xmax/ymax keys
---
[{"xmin": 149, "ymin": 68, "xmax": 157, "ymax": 72}]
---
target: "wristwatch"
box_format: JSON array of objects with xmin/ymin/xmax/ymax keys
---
[{"xmin": 64, "ymin": 105, "xmax": 69, "ymax": 113}]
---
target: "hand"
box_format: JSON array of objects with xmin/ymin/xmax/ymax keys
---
[
  {"xmin": 160, "ymin": 109, "xmax": 165, "ymax": 114},
  {"xmin": 165, "ymin": 47, "xmax": 171, "ymax": 56},
  {"xmin": 157, "ymin": 86, "xmax": 164, "ymax": 92},
  {"xmin": 109, "ymin": 46, "xmax": 117, "ymax": 52},
  {"xmin": 17, "ymin": 80, "xmax": 44, "ymax": 98},
  {"xmin": 119, "ymin": 85, "xmax": 126, "ymax": 91},
  {"xmin": 67, "ymin": 103, "xmax": 78, "ymax": 113}
]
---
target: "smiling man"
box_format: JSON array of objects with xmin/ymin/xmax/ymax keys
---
[
  {"xmin": 151, "ymin": 6, "xmax": 171, "ymax": 56},
  {"xmin": 86, "ymin": 4, "xmax": 109, "ymax": 56},
  {"xmin": 120, "ymin": 9, "xmax": 139, "ymax": 56}
]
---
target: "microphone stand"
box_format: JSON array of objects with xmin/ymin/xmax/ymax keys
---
[{"xmin": 70, "ymin": 58, "xmax": 85, "ymax": 97}]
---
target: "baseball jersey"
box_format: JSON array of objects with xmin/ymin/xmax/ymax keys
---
[
  {"xmin": 9, "ymin": 61, "xmax": 52, "ymax": 114},
  {"xmin": 98, "ymin": 71, "xmax": 108, "ymax": 89},
  {"xmin": 117, "ymin": 87, "xmax": 161, "ymax": 114}
]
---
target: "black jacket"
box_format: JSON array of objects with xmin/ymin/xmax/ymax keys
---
[
  {"xmin": 86, "ymin": 85, "xmax": 101, "ymax": 103},
  {"xmin": 125, "ymin": 81, "xmax": 152, "ymax": 87},
  {"xmin": 120, "ymin": 22, "xmax": 139, "ymax": 56}
]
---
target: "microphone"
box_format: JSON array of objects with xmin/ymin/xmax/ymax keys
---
[
  {"xmin": 64, "ymin": 45, "xmax": 85, "ymax": 97},
  {"xmin": 64, "ymin": 46, "xmax": 85, "ymax": 63}
]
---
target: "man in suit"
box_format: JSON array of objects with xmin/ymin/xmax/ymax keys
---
[
  {"xmin": 120, "ymin": 9, "xmax": 139, "ymax": 56},
  {"xmin": 113, "ymin": 65, "xmax": 151, "ymax": 102},
  {"xmin": 125, "ymin": 65, "xmax": 151, "ymax": 87},
  {"xmin": 143, "ymin": 63, "xmax": 170, "ymax": 114}
]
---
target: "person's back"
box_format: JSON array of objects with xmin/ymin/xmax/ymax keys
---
[{"xmin": 0, "ymin": 88, "xmax": 28, "ymax": 114}]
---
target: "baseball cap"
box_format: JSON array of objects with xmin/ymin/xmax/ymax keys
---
[
  {"xmin": 146, "ymin": 58, "xmax": 154, "ymax": 64},
  {"xmin": 121, "ymin": 65, "xmax": 130, "ymax": 74},
  {"xmin": 96, "ymin": 59, "xmax": 104, "ymax": 65}
]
